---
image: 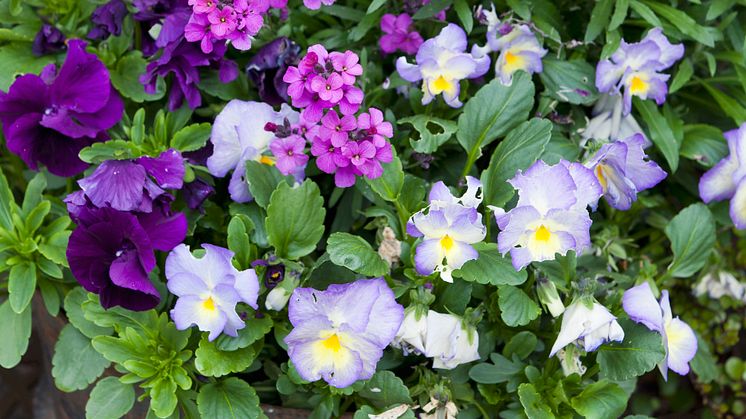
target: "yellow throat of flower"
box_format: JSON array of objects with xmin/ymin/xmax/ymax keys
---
[
  {"xmin": 595, "ymin": 164, "xmax": 608, "ymax": 191},
  {"xmin": 321, "ymin": 334, "xmax": 342, "ymax": 353},
  {"xmin": 440, "ymin": 234, "xmax": 455, "ymax": 251},
  {"xmin": 202, "ymin": 297, "xmax": 216, "ymax": 311},
  {"xmin": 259, "ymin": 155, "xmax": 276, "ymax": 166},
  {"xmin": 535, "ymin": 225, "xmax": 551, "ymax": 242},
  {"xmin": 433, "ymin": 75, "xmax": 452, "ymax": 93},
  {"xmin": 629, "ymin": 76, "xmax": 648, "ymax": 95}
]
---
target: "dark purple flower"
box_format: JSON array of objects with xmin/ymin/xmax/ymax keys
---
[
  {"xmin": 246, "ymin": 37, "xmax": 300, "ymax": 105},
  {"xmin": 77, "ymin": 149, "xmax": 185, "ymax": 212},
  {"xmin": 32, "ymin": 24, "xmax": 66, "ymax": 56},
  {"xmin": 66, "ymin": 197, "xmax": 187, "ymax": 311},
  {"xmin": 0, "ymin": 39, "xmax": 123, "ymax": 177},
  {"xmin": 264, "ymin": 263, "xmax": 285, "ymax": 288},
  {"xmin": 88, "ymin": 0, "xmax": 128, "ymax": 41},
  {"xmin": 182, "ymin": 177, "xmax": 214, "ymax": 210}
]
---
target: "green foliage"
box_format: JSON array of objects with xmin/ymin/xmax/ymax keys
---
[
  {"xmin": 266, "ymin": 180, "xmax": 326, "ymax": 259},
  {"xmin": 665, "ymin": 203, "xmax": 716, "ymax": 278},
  {"xmin": 327, "ymin": 232, "xmax": 389, "ymax": 276},
  {"xmin": 86, "ymin": 377, "xmax": 136, "ymax": 419},
  {"xmin": 597, "ymin": 319, "xmax": 667, "ymax": 381},
  {"xmin": 197, "ymin": 378, "xmax": 265, "ymax": 419}
]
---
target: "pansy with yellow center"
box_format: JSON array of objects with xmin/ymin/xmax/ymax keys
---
[
  {"xmin": 165, "ymin": 243, "xmax": 260, "ymax": 341},
  {"xmin": 492, "ymin": 160, "xmax": 602, "ymax": 270},
  {"xmin": 473, "ymin": 19, "xmax": 547, "ymax": 85},
  {"xmin": 596, "ymin": 27, "xmax": 683, "ymax": 115},
  {"xmin": 396, "ymin": 24, "xmax": 490, "ymax": 108},
  {"xmin": 623, "ymin": 283, "xmax": 698, "ymax": 379},
  {"xmin": 284, "ymin": 279, "xmax": 404, "ymax": 388}
]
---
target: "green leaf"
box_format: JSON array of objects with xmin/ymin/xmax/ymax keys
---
[
  {"xmin": 571, "ymin": 380, "xmax": 628, "ymax": 419},
  {"xmin": 498, "ymin": 285, "xmax": 541, "ymax": 327},
  {"xmin": 0, "ymin": 300, "xmax": 31, "ymax": 368},
  {"xmin": 38, "ymin": 230, "xmax": 71, "ymax": 266},
  {"xmin": 453, "ymin": 0, "xmax": 473, "ymax": 33},
  {"xmin": 608, "ymin": 0, "xmax": 629, "ymax": 31},
  {"xmin": 412, "ymin": 0, "xmax": 453, "ymax": 19},
  {"xmin": 0, "ymin": 168, "xmax": 16, "ymax": 231},
  {"xmin": 110, "ymin": 52, "xmax": 165, "ymax": 102},
  {"xmin": 398, "ymin": 115, "xmax": 457, "ymax": 154},
  {"xmin": 21, "ymin": 172, "xmax": 46, "ymax": 217},
  {"xmin": 453, "ymin": 243, "xmax": 527, "ymax": 286},
  {"xmin": 669, "ymin": 59, "xmax": 693, "ymax": 94},
  {"xmin": 518, "ymin": 383, "xmax": 555, "ymax": 419},
  {"xmin": 197, "ymin": 377, "xmax": 264, "ymax": 419},
  {"xmin": 266, "ymin": 181, "xmax": 326, "ymax": 259},
  {"xmin": 597, "ymin": 319, "xmax": 666, "ymax": 381},
  {"xmin": 365, "ymin": 153, "xmax": 404, "ymax": 202},
  {"xmin": 149, "ymin": 378, "xmax": 178, "ymax": 418},
  {"xmin": 24, "ymin": 200, "xmax": 50, "ymax": 235},
  {"xmin": 680, "ymin": 124, "xmax": 727, "ymax": 167},
  {"xmin": 457, "ymin": 73, "xmax": 535, "ymax": 175},
  {"xmin": 642, "ymin": 1, "xmax": 715, "ymax": 47},
  {"xmin": 358, "ymin": 371, "xmax": 413, "ymax": 409},
  {"xmin": 539, "ymin": 59, "xmax": 598, "ymax": 105},
  {"xmin": 629, "ymin": 0, "xmax": 662, "ymax": 26},
  {"xmin": 327, "ymin": 232, "xmax": 389, "ymax": 277},
  {"xmin": 0, "ymin": 43, "xmax": 54, "ymax": 91},
  {"xmin": 702, "ymin": 82, "xmax": 746, "ymax": 125},
  {"xmin": 227, "ymin": 215, "xmax": 255, "ymax": 270},
  {"xmin": 634, "ymin": 99, "xmax": 680, "ymax": 172},
  {"xmin": 65, "ymin": 287, "xmax": 114, "ymax": 339},
  {"xmin": 366, "ymin": 0, "xmax": 387, "ymax": 13},
  {"xmin": 706, "ymin": 0, "xmax": 735, "ymax": 20},
  {"xmin": 469, "ymin": 353, "xmax": 524, "ymax": 384},
  {"xmin": 504, "ymin": 331, "xmax": 538, "ymax": 360},
  {"xmin": 689, "ymin": 332, "xmax": 718, "ymax": 383},
  {"xmin": 244, "ymin": 160, "xmax": 291, "ymax": 209},
  {"xmin": 86, "ymin": 377, "xmax": 136, "ymax": 419},
  {"xmin": 584, "ymin": 0, "xmax": 613, "ymax": 43},
  {"xmin": 348, "ymin": 9, "xmax": 383, "ymax": 42},
  {"xmin": 195, "ymin": 335, "xmax": 257, "ymax": 377},
  {"xmin": 79, "ymin": 140, "xmax": 142, "ymax": 164},
  {"xmin": 665, "ymin": 203, "xmax": 715, "ymax": 278},
  {"xmin": 52, "ymin": 324, "xmax": 110, "ymax": 392},
  {"xmin": 481, "ymin": 118, "xmax": 553, "ymax": 207},
  {"xmin": 171, "ymin": 123, "xmax": 211, "ymax": 153},
  {"xmin": 9, "ymin": 261, "xmax": 36, "ymax": 313},
  {"xmin": 215, "ymin": 315, "xmax": 273, "ymax": 351}
]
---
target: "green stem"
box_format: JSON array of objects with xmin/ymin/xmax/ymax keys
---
[
  {"xmin": 394, "ymin": 200, "xmax": 411, "ymax": 241},
  {"xmin": 474, "ymin": 401, "xmax": 490, "ymax": 419}
]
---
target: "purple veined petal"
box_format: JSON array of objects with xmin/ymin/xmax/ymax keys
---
[
  {"xmin": 228, "ymin": 163, "xmax": 253, "ymax": 203},
  {"xmin": 595, "ymin": 60, "xmax": 624, "ymax": 94},
  {"xmin": 441, "ymin": 79, "xmax": 463, "ymax": 108},
  {"xmin": 622, "ymin": 282, "xmax": 664, "ymax": 333},
  {"xmin": 663, "ymin": 317, "xmax": 698, "ymax": 376},
  {"xmin": 545, "ymin": 208, "xmax": 593, "ymax": 252},
  {"xmin": 509, "ymin": 160, "xmax": 578, "ymax": 214},
  {"xmin": 78, "ymin": 160, "xmax": 149, "ymax": 212},
  {"xmin": 136, "ymin": 203, "xmax": 187, "ymax": 252},
  {"xmin": 0, "ymin": 74, "xmax": 49, "ymax": 126},
  {"xmin": 643, "ymin": 28, "xmax": 684, "ymax": 70},
  {"xmin": 108, "ymin": 249, "xmax": 161, "ymax": 307},
  {"xmin": 582, "ymin": 319, "xmax": 624, "ymax": 352},
  {"xmin": 729, "ymin": 178, "xmax": 746, "ymax": 229},
  {"xmin": 513, "ymin": 229, "xmax": 576, "ymax": 270},
  {"xmin": 728, "ymin": 124, "xmax": 746, "ymax": 180},
  {"xmin": 287, "ymin": 332, "xmax": 365, "ymax": 388},
  {"xmin": 137, "ymin": 149, "xmax": 185, "ymax": 189},
  {"xmin": 447, "ymin": 209, "xmax": 486, "ymax": 244},
  {"xmin": 562, "ymin": 161, "xmax": 603, "ymax": 211},
  {"xmin": 49, "ymin": 39, "xmax": 111, "ymax": 113},
  {"xmin": 361, "ymin": 278, "xmax": 404, "ymax": 347},
  {"xmin": 428, "ymin": 181, "xmax": 454, "ymax": 204},
  {"xmin": 395, "ymin": 57, "xmax": 422, "ymax": 82},
  {"xmin": 414, "ymin": 238, "xmax": 445, "ymax": 276},
  {"xmin": 337, "ymin": 331, "xmax": 386, "ymax": 379},
  {"xmin": 549, "ymin": 301, "xmax": 592, "ymax": 356},
  {"xmin": 233, "ymin": 268, "xmax": 260, "ymax": 309},
  {"xmin": 408, "ymin": 208, "xmax": 449, "ymax": 239},
  {"xmin": 434, "ymin": 24, "xmax": 468, "ymax": 53},
  {"xmin": 66, "ymin": 88, "xmax": 124, "ymax": 134},
  {"xmin": 39, "ymin": 106, "xmax": 102, "ymax": 138}
]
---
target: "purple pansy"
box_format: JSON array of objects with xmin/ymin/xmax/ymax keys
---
[
  {"xmin": 65, "ymin": 197, "xmax": 187, "ymax": 311},
  {"xmin": 166, "ymin": 243, "xmax": 259, "ymax": 341},
  {"xmin": 492, "ymin": 160, "xmax": 602, "ymax": 270},
  {"xmin": 623, "ymin": 283, "xmax": 698, "ymax": 379},
  {"xmin": 88, "ymin": 0, "xmax": 128, "ymax": 41},
  {"xmin": 407, "ymin": 177, "xmax": 486, "ymax": 282},
  {"xmin": 596, "ymin": 28, "xmax": 684, "ymax": 115},
  {"xmin": 77, "ymin": 149, "xmax": 185, "ymax": 213},
  {"xmin": 379, "ymin": 13, "xmax": 423, "ymax": 55},
  {"xmin": 699, "ymin": 123, "xmax": 746, "ymax": 229},
  {"xmin": 32, "ymin": 24, "xmax": 66, "ymax": 56},
  {"xmin": 396, "ymin": 24, "xmax": 490, "ymax": 108},
  {"xmin": 284, "ymin": 279, "xmax": 404, "ymax": 388},
  {"xmin": 0, "ymin": 39, "xmax": 123, "ymax": 177},
  {"xmin": 246, "ymin": 37, "xmax": 301, "ymax": 105},
  {"xmin": 207, "ymin": 100, "xmax": 299, "ymax": 202},
  {"xmin": 585, "ymin": 134, "xmax": 667, "ymax": 210}
]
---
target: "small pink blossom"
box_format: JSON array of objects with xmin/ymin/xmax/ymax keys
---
[
  {"xmin": 208, "ymin": 7, "xmax": 237, "ymax": 38},
  {"xmin": 379, "ymin": 14, "xmax": 423, "ymax": 55},
  {"xmin": 310, "ymin": 73, "xmax": 344, "ymax": 103},
  {"xmin": 269, "ymin": 135, "xmax": 309, "ymax": 175},
  {"xmin": 321, "ymin": 110, "xmax": 357, "ymax": 147},
  {"xmin": 330, "ymin": 51, "xmax": 363, "ymax": 85}
]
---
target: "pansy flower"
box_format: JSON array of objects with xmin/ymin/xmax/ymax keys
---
[
  {"xmin": 596, "ymin": 28, "xmax": 684, "ymax": 114},
  {"xmin": 396, "ymin": 24, "xmax": 490, "ymax": 108},
  {"xmin": 407, "ymin": 177, "xmax": 486, "ymax": 282},
  {"xmin": 586, "ymin": 133, "xmax": 667, "ymax": 210},
  {"xmin": 0, "ymin": 39, "xmax": 123, "ymax": 177},
  {"xmin": 284, "ymin": 279, "xmax": 404, "ymax": 388},
  {"xmin": 623, "ymin": 283, "xmax": 698, "ymax": 379},
  {"xmin": 699, "ymin": 123, "xmax": 746, "ymax": 229},
  {"xmin": 88, "ymin": 0, "xmax": 128, "ymax": 40},
  {"xmin": 549, "ymin": 298, "xmax": 624, "ymax": 356},
  {"xmin": 166, "ymin": 244, "xmax": 259, "ymax": 341},
  {"xmin": 492, "ymin": 160, "xmax": 602, "ymax": 270},
  {"xmin": 207, "ymin": 100, "xmax": 299, "ymax": 202}
]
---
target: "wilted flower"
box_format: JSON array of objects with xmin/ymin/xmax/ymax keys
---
[
  {"xmin": 66, "ymin": 197, "xmax": 187, "ymax": 311},
  {"xmin": 32, "ymin": 24, "xmax": 66, "ymax": 56},
  {"xmin": 585, "ymin": 133, "xmax": 667, "ymax": 210},
  {"xmin": 623, "ymin": 283, "xmax": 698, "ymax": 379},
  {"xmin": 284, "ymin": 279, "xmax": 404, "ymax": 388},
  {"xmin": 582, "ymin": 94, "xmax": 647, "ymax": 143},
  {"xmin": 206, "ymin": 100, "xmax": 299, "ymax": 202},
  {"xmin": 246, "ymin": 37, "xmax": 301, "ymax": 105},
  {"xmin": 392, "ymin": 309, "xmax": 428, "ymax": 355},
  {"xmin": 694, "ymin": 271, "xmax": 746, "ymax": 301},
  {"xmin": 0, "ymin": 39, "xmax": 123, "ymax": 177},
  {"xmin": 549, "ymin": 298, "xmax": 624, "ymax": 356},
  {"xmin": 596, "ymin": 28, "xmax": 684, "ymax": 115},
  {"xmin": 407, "ymin": 178, "xmax": 486, "ymax": 282},
  {"xmin": 379, "ymin": 13, "xmax": 423, "ymax": 55},
  {"xmin": 166, "ymin": 244, "xmax": 259, "ymax": 341},
  {"xmin": 396, "ymin": 24, "xmax": 490, "ymax": 108},
  {"xmin": 557, "ymin": 346, "xmax": 587, "ymax": 376},
  {"xmin": 699, "ymin": 123, "xmax": 746, "ymax": 229},
  {"xmin": 377, "ymin": 226, "xmax": 401, "ymax": 267},
  {"xmin": 492, "ymin": 160, "xmax": 602, "ymax": 270},
  {"xmin": 423, "ymin": 311, "xmax": 480, "ymax": 369},
  {"xmin": 77, "ymin": 149, "xmax": 185, "ymax": 213},
  {"xmin": 88, "ymin": 0, "xmax": 128, "ymax": 40}
]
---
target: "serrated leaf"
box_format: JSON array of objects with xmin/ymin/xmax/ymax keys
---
[
  {"xmin": 327, "ymin": 232, "xmax": 388, "ymax": 277},
  {"xmin": 171, "ymin": 123, "xmax": 211, "ymax": 152},
  {"xmin": 52, "ymin": 324, "xmax": 110, "ymax": 392},
  {"xmin": 86, "ymin": 377, "xmax": 136, "ymax": 419},
  {"xmin": 244, "ymin": 160, "xmax": 291, "ymax": 209},
  {"xmin": 498, "ymin": 285, "xmax": 541, "ymax": 327},
  {"xmin": 665, "ymin": 203, "xmax": 715, "ymax": 278},
  {"xmin": 518, "ymin": 383, "xmax": 555, "ymax": 419},
  {"xmin": 358, "ymin": 371, "xmax": 412, "ymax": 409},
  {"xmin": 597, "ymin": 319, "xmax": 666, "ymax": 381},
  {"xmin": 79, "ymin": 140, "xmax": 142, "ymax": 164},
  {"xmin": 215, "ymin": 315, "xmax": 273, "ymax": 351},
  {"xmin": 195, "ymin": 336, "xmax": 257, "ymax": 377},
  {"xmin": 110, "ymin": 52, "xmax": 165, "ymax": 103},
  {"xmin": 65, "ymin": 287, "xmax": 114, "ymax": 339},
  {"xmin": 266, "ymin": 181, "xmax": 326, "ymax": 259},
  {"xmin": 453, "ymin": 243, "xmax": 527, "ymax": 286},
  {"xmin": 197, "ymin": 377, "xmax": 264, "ymax": 419}
]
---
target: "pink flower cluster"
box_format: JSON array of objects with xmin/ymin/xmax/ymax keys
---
[
  {"xmin": 185, "ymin": 0, "xmax": 286, "ymax": 53},
  {"xmin": 275, "ymin": 45, "xmax": 395, "ymax": 188},
  {"xmin": 380, "ymin": 14, "xmax": 423, "ymax": 55}
]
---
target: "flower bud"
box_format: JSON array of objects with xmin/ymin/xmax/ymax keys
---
[
  {"xmin": 537, "ymin": 278, "xmax": 565, "ymax": 317},
  {"xmin": 265, "ymin": 286, "xmax": 291, "ymax": 311}
]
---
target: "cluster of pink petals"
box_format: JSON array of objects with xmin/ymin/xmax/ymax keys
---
[
  {"xmin": 185, "ymin": 0, "xmax": 286, "ymax": 53},
  {"xmin": 379, "ymin": 13, "xmax": 423, "ymax": 55}
]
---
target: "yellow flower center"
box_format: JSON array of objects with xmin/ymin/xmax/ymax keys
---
[
  {"xmin": 595, "ymin": 164, "xmax": 608, "ymax": 190},
  {"xmin": 535, "ymin": 225, "xmax": 551, "ymax": 242},
  {"xmin": 259, "ymin": 155, "xmax": 276, "ymax": 166},
  {"xmin": 505, "ymin": 51, "xmax": 518, "ymax": 65},
  {"xmin": 629, "ymin": 76, "xmax": 648, "ymax": 94},
  {"xmin": 440, "ymin": 235, "xmax": 455, "ymax": 251},
  {"xmin": 202, "ymin": 297, "xmax": 216, "ymax": 311},
  {"xmin": 321, "ymin": 334, "xmax": 342, "ymax": 352},
  {"xmin": 433, "ymin": 75, "xmax": 451, "ymax": 92}
]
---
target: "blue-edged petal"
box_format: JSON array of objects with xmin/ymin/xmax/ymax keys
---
[{"xmin": 622, "ymin": 282, "xmax": 664, "ymax": 333}]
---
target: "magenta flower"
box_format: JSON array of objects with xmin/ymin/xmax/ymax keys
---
[
  {"xmin": 234, "ymin": 0, "xmax": 266, "ymax": 34},
  {"xmin": 311, "ymin": 73, "xmax": 344, "ymax": 103},
  {"xmin": 380, "ymin": 14, "xmax": 423, "ymax": 55},
  {"xmin": 208, "ymin": 6, "xmax": 237, "ymax": 37},
  {"xmin": 311, "ymin": 135, "xmax": 346, "ymax": 174},
  {"xmin": 320, "ymin": 110, "xmax": 357, "ymax": 147},
  {"xmin": 184, "ymin": 13, "xmax": 215, "ymax": 53},
  {"xmin": 343, "ymin": 140, "xmax": 380, "ymax": 177},
  {"xmin": 283, "ymin": 65, "xmax": 312, "ymax": 101},
  {"xmin": 269, "ymin": 135, "xmax": 309, "ymax": 175},
  {"xmin": 330, "ymin": 51, "xmax": 363, "ymax": 85},
  {"xmin": 357, "ymin": 107, "xmax": 393, "ymax": 147},
  {"xmin": 192, "ymin": 0, "xmax": 217, "ymax": 14},
  {"xmin": 303, "ymin": 0, "xmax": 335, "ymax": 10},
  {"xmin": 339, "ymin": 85, "xmax": 364, "ymax": 115}
]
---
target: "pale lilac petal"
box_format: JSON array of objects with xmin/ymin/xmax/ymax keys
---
[
  {"xmin": 622, "ymin": 283, "xmax": 664, "ymax": 333},
  {"xmin": 664, "ymin": 318, "xmax": 697, "ymax": 376}
]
